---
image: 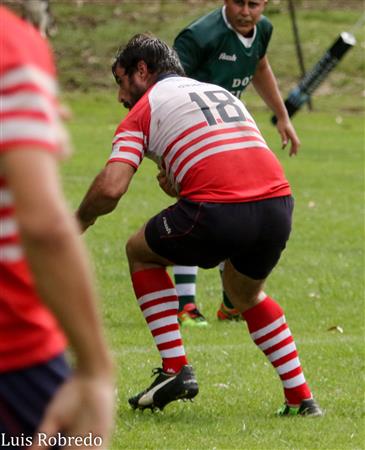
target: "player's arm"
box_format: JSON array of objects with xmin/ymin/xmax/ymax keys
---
[
  {"xmin": 1, "ymin": 148, "xmax": 114, "ymax": 447},
  {"xmin": 252, "ymin": 55, "xmax": 300, "ymax": 156},
  {"xmin": 76, "ymin": 161, "xmax": 135, "ymax": 232},
  {"xmin": 173, "ymin": 30, "xmax": 202, "ymax": 76}
]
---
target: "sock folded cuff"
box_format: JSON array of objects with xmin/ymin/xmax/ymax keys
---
[
  {"xmin": 173, "ymin": 265, "xmax": 198, "ymax": 276},
  {"xmin": 243, "ymin": 296, "xmax": 284, "ymax": 333},
  {"xmin": 132, "ymin": 267, "xmax": 174, "ymax": 298}
]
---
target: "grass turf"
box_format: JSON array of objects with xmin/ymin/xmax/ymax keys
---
[
  {"xmin": 1, "ymin": 0, "xmax": 362, "ymax": 447},
  {"xmin": 61, "ymin": 90, "xmax": 364, "ymax": 449},
  {"xmin": 47, "ymin": 1, "xmax": 365, "ymax": 447}
]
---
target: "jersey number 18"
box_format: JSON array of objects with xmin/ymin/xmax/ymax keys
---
[{"xmin": 189, "ymin": 90, "xmax": 245, "ymax": 126}]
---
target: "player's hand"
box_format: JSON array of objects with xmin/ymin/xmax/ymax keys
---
[
  {"xmin": 275, "ymin": 117, "xmax": 300, "ymax": 156},
  {"xmin": 78, "ymin": 218, "xmax": 96, "ymax": 234},
  {"xmin": 74, "ymin": 211, "xmax": 96, "ymax": 234},
  {"xmin": 30, "ymin": 372, "xmax": 115, "ymax": 449},
  {"xmin": 157, "ymin": 168, "xmax": 178, "ymax": 197}
]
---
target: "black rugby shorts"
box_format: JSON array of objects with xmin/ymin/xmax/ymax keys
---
[
  {"xmin": 145, "ymin": 195, "xmax": 294, "ymax": 280},
  {"xmin": 0, "ymin": 353, "xmax": 71, "ymax": 442}
]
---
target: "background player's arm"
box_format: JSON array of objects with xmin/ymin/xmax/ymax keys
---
[
  {"xmin": 0, "ymin": 148, "xmax": 114, "ymax": 446},
  {"xmin": 76, "ymin": 161, "xmax": 135, "ymax": 231},
  {"xmin": 252, "ymin": 55, "xmax": 300, "ymax": 156}
]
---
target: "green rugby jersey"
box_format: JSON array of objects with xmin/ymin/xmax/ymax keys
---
[{"xmin": 174, "ymin": 7, "xmax": 273, "ymax": 98}]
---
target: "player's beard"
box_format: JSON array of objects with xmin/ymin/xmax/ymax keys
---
[{"xmin": 124, "ymin": 82, "xmax": 147, "ymax": 110}]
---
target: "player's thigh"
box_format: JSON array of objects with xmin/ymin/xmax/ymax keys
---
[
  {"xmin": 144, "ymin": 199, "xmax": 224, "ymax": 268},
  {"xmin": 230, "ymin": 196, "xmax": 294, "ymax": 280},
  {"xmin": 126, "ymin": 224, "xmax": 174, "ymax": 272}
]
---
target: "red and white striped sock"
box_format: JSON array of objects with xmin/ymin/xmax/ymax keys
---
[
  {"xmin": 243, "ymin": 294, "xmax": 312, "ymax": 406},
  {"xmin": 132, "ymin": 268, "xmax": 188, "ymax": 374}
]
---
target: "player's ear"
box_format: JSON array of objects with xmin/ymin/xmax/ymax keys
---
[{"xmin": 136, "ymin": 60, "xmax": 149, "ymax": 80}]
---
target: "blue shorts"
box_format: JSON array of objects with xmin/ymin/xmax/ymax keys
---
[
  {"xmin": 0, "ymin": 353, "xmax": 71, "ymax": 442},
  {"xmin": 145, "ymin": 196, "xmax": 294, "ymax": 280}
]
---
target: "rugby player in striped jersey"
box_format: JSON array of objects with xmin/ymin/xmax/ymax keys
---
[
  {"xmin": 0, "ymin": 6, "xmax": 114, "ymax": 445},
  {"xmin": 77, "ymin": 33, "xmax": 322, "ymax": 417}
]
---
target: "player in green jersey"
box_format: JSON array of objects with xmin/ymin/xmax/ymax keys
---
[{"xmin": 172, "ymin": 0, "xmax": 300, "ymax": 327}]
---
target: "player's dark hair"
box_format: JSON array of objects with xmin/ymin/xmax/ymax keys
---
[{"xmin": 112, "ymin": 33, "xmax": 185, "ymax": 81}]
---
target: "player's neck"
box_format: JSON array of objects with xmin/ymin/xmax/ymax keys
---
[{"xmin": 241, "ymin": 28, "xmax": 255, "ymax": 38}]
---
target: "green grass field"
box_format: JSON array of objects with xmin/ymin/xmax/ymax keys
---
[
  {"xmin": 31, "ymin": 1, "xmax": 365, "ymax": 448},
  {"xmin": 61, "ymin": 90, "xmax": 364, "ymax": 449}
]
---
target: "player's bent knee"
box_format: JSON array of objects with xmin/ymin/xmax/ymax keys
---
[
  {"xmin": 125, "ymin": 235, "xmax": 137, "ymax": 263},
  {"xmin": 125, "ymin": 231, "xmax": 154, "ymax": 268}
]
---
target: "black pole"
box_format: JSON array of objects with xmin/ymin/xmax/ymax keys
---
[
  {"xmin": 288, "ymin": 0, "xmax": 312, "ymax": 111},
  {"xmin": 271, "ymin": 32, "xmax": 356, "ymax": 124}
]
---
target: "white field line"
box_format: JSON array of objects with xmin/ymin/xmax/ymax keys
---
[{"xmin": 111, "ymin": 335, "xmax": 360, "ymax": 356}]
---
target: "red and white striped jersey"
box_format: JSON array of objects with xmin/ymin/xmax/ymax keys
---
[
  {"xmin": 0, "ymin": 6, "xmax": 66, "ymax": 372},
  {"xmin": 109, "ymin": 75, "xmax": 291, "ymax": 202}
]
